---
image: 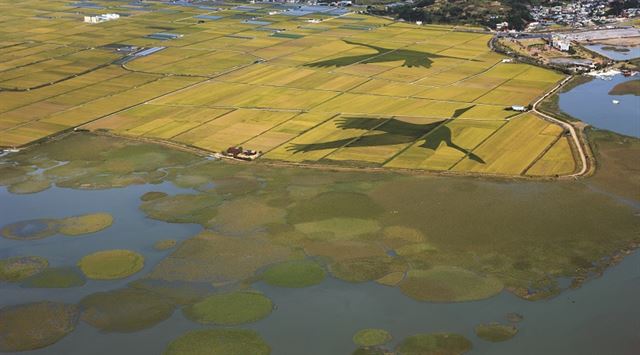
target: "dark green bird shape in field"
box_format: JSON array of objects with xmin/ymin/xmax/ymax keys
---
[
  {"xmin": 287, "ymin": 107, "xmax": 485, "ymax": 163},
  {"xmin": 305, "ymin": 40, "xmax": 478, "ymax": 68}
]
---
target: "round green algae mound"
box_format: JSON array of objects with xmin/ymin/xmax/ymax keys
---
[
  {"xmin": 1, "ymin": 219, "xmax": 58, "ymax": 240},
  {"xmin": 140, "ymin": 191, "xmax": 168, "ymax": 201},
  {"xmin": 397, "ymin": 333, "xmax": 472, "ymax": 355},
  {"xmin": 165, "ymin": 328, "xmax": 270, "ymax": 355},
  {"xmin": 58, "ymin": 212, "xmax": 113, "ymax": 236},
  {"xmin": 474, "ymin": 323, "xmax": 518, "ymax": 342},
  {"xmin": 0, "ymin": 256, "xmax": 48, "ymax": 282},
  {"xmin": 21, "ymin": 267, "xmax": 85, "ymax": 288},
  {"xmin": 506, "ymin": 312, "xmax": 524, "ymax": 323},
  {"xmin": 154, "ymin": 239, "xmax": 177, "ymax": 251},
  {"xmin": 400, "ymin": 266, "xmax": 503, "ymax": 302},
  {"xmin": 80, "ymin": 288, "xmax": 175, "ymax": 332},
  {"xmin": 262, "ymin": 260, "xmax": 326, "ymax": 288},
  {"xmin": 353, "ymin": 328, "xmax": 392, "ymax": 347},
  {"xmin": 78, "ymin": 249, "xmax": 144, "ymax": 280},
  {"xmin": 184, "ymin": 291, "xmax": 273, "ymax": 325},
  {"xmin": 0, "ymin": 301, "xmax": 79, "ymax": 352}
]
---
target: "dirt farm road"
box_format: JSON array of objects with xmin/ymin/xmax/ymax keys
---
[{"xmin": 532, "ymin": 76, "xmax": 589, "ymax": 177}]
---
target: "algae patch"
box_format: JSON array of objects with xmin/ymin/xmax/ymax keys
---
[
  {"xmin": 353, "ymin": 328, "xmax": 392, "ymax": 347},
  {"xmin": 1, "ymin": 212, "xmax": 113, "ymax": 239},
  {"xmin": 0, "ymin": 256, "xmax": 48, "ymax": 282},
  {"xmin": 78, "ymin": 249, "xmax": 144, "ymax": 280},
  {"xmin": 58, "ymin": 213, "xmax": 113, "ymax": 236},
  {"xmin": 1, "ymin": 219, "xmax": 58, "ymax": 240},
  {"xmin": 474, "ymin": 323, "xmax": 518, "ymax": 342}
]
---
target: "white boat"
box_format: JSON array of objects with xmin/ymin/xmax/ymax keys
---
[{"xmin": 612, "ymin": 100, "xmax": 620, "ymax": 104}]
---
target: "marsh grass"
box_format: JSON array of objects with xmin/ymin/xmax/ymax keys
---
[
  {"xmin": 400, "ymin": 267, "xmax": 503, "ymax": 302},
  {"xmin": 140, "ymin": 193, "xmax": 221, "ymax": 226},
  {"xmin": 129, "ymin": 278, "xmax": 215, "ymax": 305},
  {"xmin": 80, "ymin": 288, "xmax": 175, "ymax": 332},
  {"xmin": 396, "ymin": 333, "xmax": 472, "ymax": 355},
  {"xmin": 183, "ymin": 291, "xmax": 273, "ymax": 325},
  {"xmin": 211, "ymin": 197, "xmax": 286, "ymax": 234},
  {"xmin": 261, "ymin": 260, "xmax": 326, "ymax": 288},
  {"xmin": 331, "ymin": 256, "xmax": 398, "ymax": 283},
  {"xmin": 149, "ymin": 232, "xmax": 291, "ymax": 283},
  {"xmin": 154, "ymin": 239, "xmax": 177, "ymax": 250},
  {"xmin": 295, "ymin": 218, "xmax": 380, "ymax": 239},
  {"xmin": 165, "ymin": 328, "xmax": 270, "ymax": 355},
  {"xmin": 21, "ymin": 267, "xmax": 85, "ymax": 288},
  {"xmin": 287, "ymin": 191, "xmax": 384, "ymax": 224},
  {"xmin": 7, "ymin": 176, "xmax": 50, "ymax": 194},
  {"xmin": 0, "ymin": 302, "xmax": 78, "ymax": 352},
  {"xmin": 140, "ymin": 191, "xmax": 168, "ymax": 201}
]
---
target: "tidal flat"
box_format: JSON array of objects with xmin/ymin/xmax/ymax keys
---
[{"xmin": 0, "ymin": 132, "xmax": 638, "ymax": 354}]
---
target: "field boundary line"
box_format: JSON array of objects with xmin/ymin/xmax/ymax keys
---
[
  {"xmin": 1, "ymin": 75, "xmax": 166, "ymax": 134},
  {"xmin": 447, "ymin": 120, "xmax": 509, "ymax": 171},
  {"xmin": 167, "ymin": 108, "xmax": 238, "ymax": 140},
  {"xmin": 381, "ymin": 118, "xmax": 452, "ymax": 166},
  {"xmin": 262, "ymin": 113, "xmax": 342, "ymax": 156},
  {"xmin": 319, "ymin": 117, "xmax": 392, "ymax": 161},
  {"xmin": 520, "ymin": 134, "xmax": 563, "ymax": 176}
]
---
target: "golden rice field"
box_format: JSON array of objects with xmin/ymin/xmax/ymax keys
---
[{"xmin": 0, "ymin": 0, "xmax": 576, "ymax": 176}]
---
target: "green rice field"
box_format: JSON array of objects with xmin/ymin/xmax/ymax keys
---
[{"xmin": 0, "ymin": 0, "xmax": 574, "ymax": 177}]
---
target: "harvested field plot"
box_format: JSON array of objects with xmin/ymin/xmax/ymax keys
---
[{"xmin": 0, "ymin": 0, "xmax": 576, "ymax": 176}]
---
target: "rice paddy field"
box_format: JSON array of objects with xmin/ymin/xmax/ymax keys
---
[
  {"xmin": 0, "ymin": 0, "xmax": 575, "ymax": 177},
  {"xmin": 0, "ymin": 131, "xmax": 638, "ymax": 354}
]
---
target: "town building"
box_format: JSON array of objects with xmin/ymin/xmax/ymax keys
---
[{"xmin": 551, "ymin": 35, "xmax": 571, "ymax": 52}]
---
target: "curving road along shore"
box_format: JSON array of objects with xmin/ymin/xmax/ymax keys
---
[{"xmin": 532, "ymin": 76, "xmax": 589, "ymax": 178}]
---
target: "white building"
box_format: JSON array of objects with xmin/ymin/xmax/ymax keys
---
[
  {"xmin": 496, "ymin": 22, "xmax": 509, "ymax": 31},
  {"xmin": 84, "ymin": 13, "xmax": 120, "ymax": 24},
  {"xmin": 551, "ymin": 35, "xmax": 571, "ymax": 51}
]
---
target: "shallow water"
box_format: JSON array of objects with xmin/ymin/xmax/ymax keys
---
[
  {"xmin": 584, "ymin": 44, "xmax": 640, "ymax": 61},
  {"xmin": 1, "ymin": 178, "xmax": 639, "ymax": 354},
  {"xmin": 0, "ymin": 182, "xmax": 201, "ymax": 305},
  {"xmin": 559, "ymin": 75, "xmax": 640, "ymax": 137}
]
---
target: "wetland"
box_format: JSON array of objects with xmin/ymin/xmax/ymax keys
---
[{"xmin": 0, "ymin": 132, "xmax": 638, "ymax": 354}]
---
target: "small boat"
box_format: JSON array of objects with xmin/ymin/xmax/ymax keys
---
[{"xmin": 612, "ymin": 100, "xmax": 620, "ymax": 104}]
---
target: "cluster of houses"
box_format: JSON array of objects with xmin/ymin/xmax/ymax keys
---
[
  {"xmin": 529, "ymin": 0, "xmax": 638, "ymax": 30},
  {"xmin": 83, "ymin": 13, "xmax": 119, "ymax": 24}
]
